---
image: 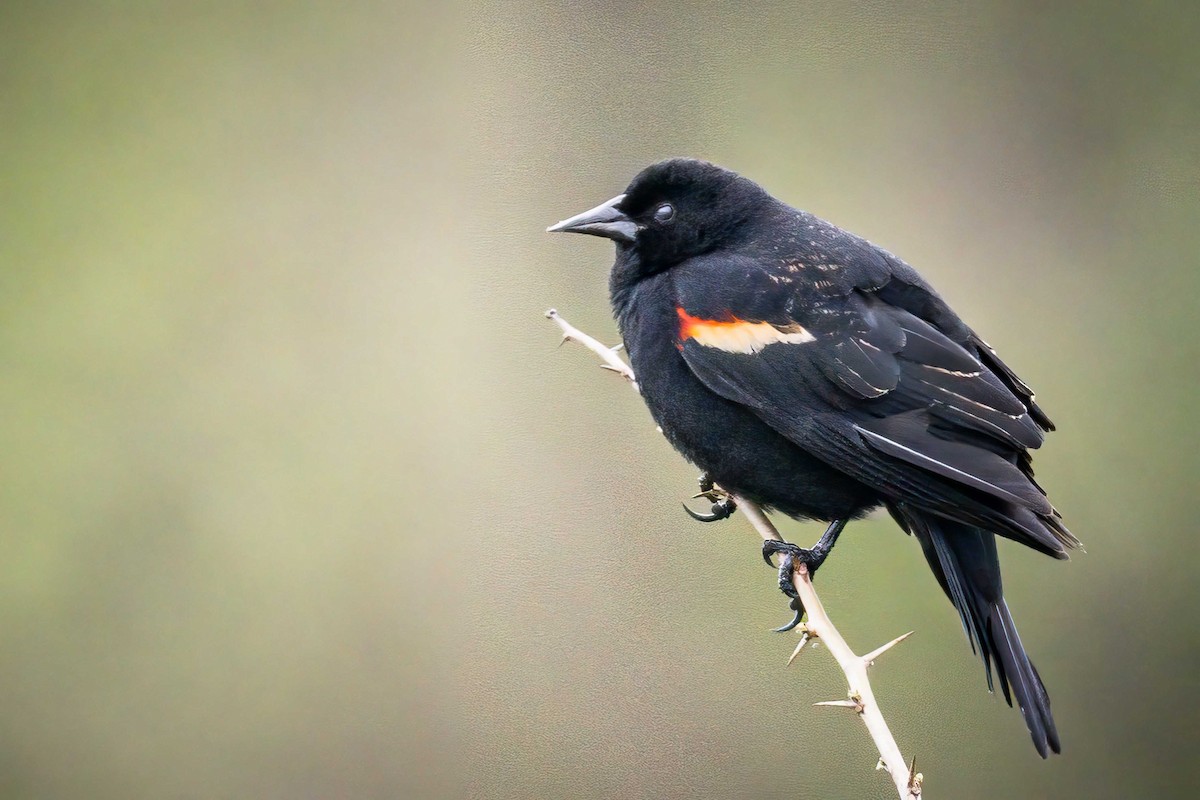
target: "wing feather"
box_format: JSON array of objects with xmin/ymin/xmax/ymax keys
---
[{"xmin": 672, "ymin": 253, "xmax": 1078, "ymax": 556}]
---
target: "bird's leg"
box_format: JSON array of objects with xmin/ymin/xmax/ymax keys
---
[
  {"xmin": 761, "ymin": 519, "xmax": 849, "ymax": 632},
  {"xmin": 681, "ymin": 472, "xmax": 738, "ymax": 523}
]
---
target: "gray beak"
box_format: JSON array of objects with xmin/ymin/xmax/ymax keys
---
[{"xmin": 546, "ymin": 194, "xmax": 638, "ymax": 243}]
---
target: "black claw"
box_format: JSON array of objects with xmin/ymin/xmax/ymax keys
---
[
  {"xmin": 762, "ymin": 538, "xmax": 799, "ymax": 568},
  {"xmin": 682, "ymin": 502, "xmax": 717, "ymax": 522},
  {"xmin": 762, "ymin": 521, "xmax": 850, "ymax": 633},
  {"xmin": 682, "ymin": 472, "xmax": 737, "ymax": 522},
  {"xmin": 773, "ymin": 600, "xmax": 805, "ymax": 633},
  {"xmin": 682, "ymin": 497, "xmax": 736, "ymax": 523}
]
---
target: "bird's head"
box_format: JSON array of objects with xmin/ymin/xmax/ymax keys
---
[{"xmin": 547, "ymin": 158, "xmax": 770, "ymax": 279}]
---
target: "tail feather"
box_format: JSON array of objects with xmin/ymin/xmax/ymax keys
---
[{"xmin": 891, "ymin": 504, "xmax": 1061, "ymax": 757}]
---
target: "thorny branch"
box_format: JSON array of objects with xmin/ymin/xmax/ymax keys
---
[{"xmin": 546, "ymin": 308, "xmax": 923, "ymax": 799}]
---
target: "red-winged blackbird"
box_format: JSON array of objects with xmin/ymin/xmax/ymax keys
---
[{"xmin": 548, "ymin": 158, "xmax": 1079, "ymax": 758}]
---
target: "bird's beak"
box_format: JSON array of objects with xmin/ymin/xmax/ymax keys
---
[{"xmin": 546, "ymin": 194, "xmax": 638, "ymax": 243}]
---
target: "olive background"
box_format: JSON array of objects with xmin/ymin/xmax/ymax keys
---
[{"xmin": 2, "ymin": 2, "xmax": 1197, "ymax": 798}]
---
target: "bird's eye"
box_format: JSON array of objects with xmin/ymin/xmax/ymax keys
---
[{"xmin": 653, "ymin": 203, "xmax": 675, "ymax": 223}]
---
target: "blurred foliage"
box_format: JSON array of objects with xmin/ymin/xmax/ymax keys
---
[{"xmin": 0, "ymin": 1, "xmax": 1197, "ymax": 798}]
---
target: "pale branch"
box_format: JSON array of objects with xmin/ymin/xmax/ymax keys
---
[
  {"xmin": 733, "ymin": 502, "xmax": 922, "ymax": 800},
  {"xmin": 545, "ymin": 309, "xmax": 638, "ymax": 389},
  {"xmin": 547, "ymin": 308, "xmax": 924, "ymax": 800}
]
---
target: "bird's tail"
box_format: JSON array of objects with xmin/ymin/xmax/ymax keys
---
[{"xmin": 889, "ymin": 504, "xmax": 1061, "ymax": 757}]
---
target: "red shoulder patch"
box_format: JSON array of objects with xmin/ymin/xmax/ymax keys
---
[{"xmin": 676, "ymin": 307, "xmax": 816, "ymax": 353}]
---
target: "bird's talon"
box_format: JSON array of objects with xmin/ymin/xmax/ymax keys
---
[
  {"xmin": 682, "ymin": 473, "xmax": 736, "ymax": 522},
  {"xmin": 681, "ymin": 497, "xmax": 737, "ymax": 523},
  {"xmin": 762, "ymin": 538, "xmax": 802, "ymax": 569},
  {"xmin": 762, "ymin": 545, "xmax": 779, "ymax": 567},
  {"xmin": 773, "ymin": 600, "xmax": 805, "ymax": 633},
  {"xmin": 773, "ymin": 613, "xmax": 803, "ymax": 633},
  {"xmin": 763, "ymin": 539, "xmax": 824, "ymax": 629}
]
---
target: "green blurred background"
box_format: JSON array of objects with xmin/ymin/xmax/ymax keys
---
[{"xmin": 2, "ymin": 2, "xmax": 1197, "ymax": 798}]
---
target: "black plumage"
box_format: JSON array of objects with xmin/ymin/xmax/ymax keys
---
[{"xmin": 548, "ymin": 158, "xmax": 1079, "ymax": 757}]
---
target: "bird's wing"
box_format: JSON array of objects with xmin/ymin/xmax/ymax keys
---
[{"xmin": 672, "ymin": 251, "xmax": 1077, "ymax": 557}]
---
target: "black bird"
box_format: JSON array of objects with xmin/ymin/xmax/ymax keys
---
[{"xmin": 548, "ymin": 158, "xmax": 1079, "ymax": 757}]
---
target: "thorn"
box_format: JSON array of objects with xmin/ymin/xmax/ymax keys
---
[
  {"xmin": 610, "ymin": 343, "xmax": 624, "ymax": 351},
  {"xmin": 875, "ymin": 758, "xmax": 886, "ymax": 771},
  {"xmin": 862, "ymin": 631, "xmax": 915, "ymax": 667},
  {"xmin": 908, "ymin": 756, "xmax": 923, "ymax": 796},
  {"xmin": 813, "ymin": 699, "xmax": 859, "ymax": 709},
  {"xmin": 598, "ymin": 364, "xmax": 622, "ymax": 372},
  {"xmin": 815, "ymin": 690, "xmax": 862, "ymax": 712},
  {"xmin": 786, "ymin": 630, "xmax": 810, "ymax": 665}
]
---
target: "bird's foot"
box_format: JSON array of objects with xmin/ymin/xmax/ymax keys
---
[
  {"xmin": 761, "ymin": 540, "xmax": 814, "ymax": 632},
  {"xmin": 682, "ymin": 472, "xmax": 737, "ymax": 523},
  {"xmin": 761, "ymin": 519, "xmax": 849, "ymax": 632}
]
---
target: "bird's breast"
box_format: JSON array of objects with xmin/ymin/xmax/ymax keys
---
[{"xmin": 613, "ymin": 273, "xmax": 877, "ymax": 520}]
